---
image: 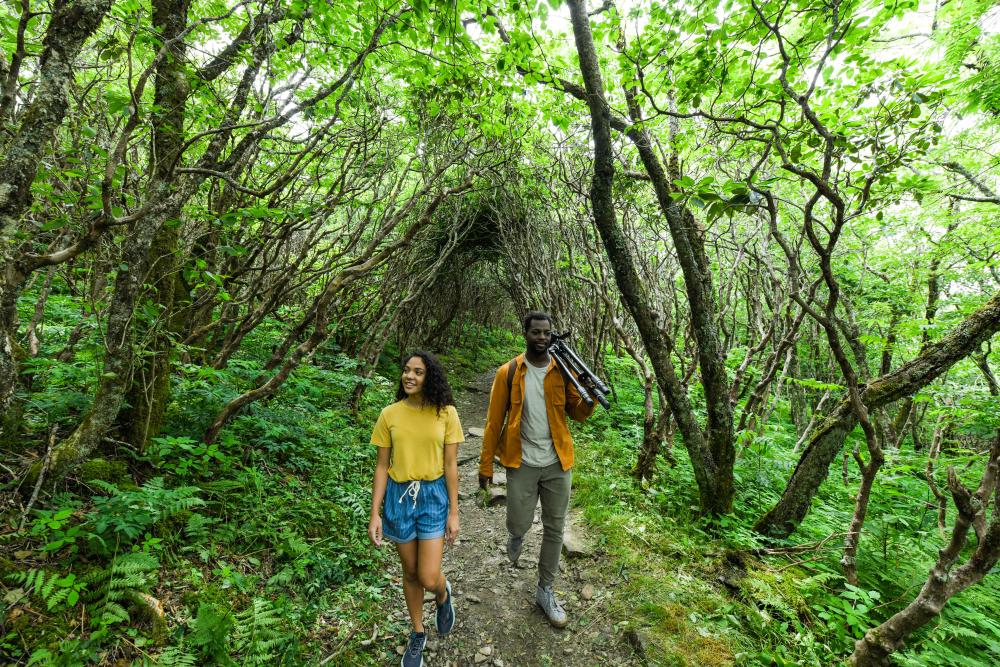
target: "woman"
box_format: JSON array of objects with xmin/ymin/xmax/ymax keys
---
[{"xmin": 368, "ymin": 350, "xmax": 462, "ymax": 667}]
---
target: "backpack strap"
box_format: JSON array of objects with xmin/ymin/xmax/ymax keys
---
[{"xmin": 505, "ymin": 357, "xmax": 517, "ymax": 413}]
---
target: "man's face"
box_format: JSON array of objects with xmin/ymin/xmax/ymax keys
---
[{"xmin": 524, "ymin": 318, "xmax": 552, "ymax": 356}]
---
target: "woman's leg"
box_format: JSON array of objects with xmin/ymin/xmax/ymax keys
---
[
  {"xmin": 395, "ymin": 541, "xmax": 424, "ymax": 632},
  {"xmin": 417, "ymin": 537, "xmax": 448, "ymax": 603}
]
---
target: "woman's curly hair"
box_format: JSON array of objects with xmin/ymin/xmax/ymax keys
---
[{"xmin": 395, "ymin": 350, "xmax": 455, "ymax": 414}]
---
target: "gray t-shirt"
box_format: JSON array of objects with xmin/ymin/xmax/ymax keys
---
[{"xmin": 519, "ymin": 361, "xmax": 559, "ymax": 468}]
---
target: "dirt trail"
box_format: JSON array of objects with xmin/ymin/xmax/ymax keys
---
[{"xmin": 372, "ymin": 373, "xmax": 642, "ymax": 667}]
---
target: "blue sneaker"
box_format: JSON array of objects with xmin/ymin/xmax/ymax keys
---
[
  {"xmin": 401, "ymin": 631, "xmax": 426, "ymax": 667},
  {"xmin": 436, "ymin": 580, "xmax": 455, "ymax": 635}
]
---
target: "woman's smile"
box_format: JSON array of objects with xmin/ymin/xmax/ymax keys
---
[{"xmin": 401, "ymin": 356, "xmax": 427, "ymax": 397}]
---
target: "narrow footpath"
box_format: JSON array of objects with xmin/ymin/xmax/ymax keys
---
[{"xmin": 368, "ymin": 372, "xmax": 642, "ymax": 667}]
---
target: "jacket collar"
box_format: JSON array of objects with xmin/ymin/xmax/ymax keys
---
[{"xmin": 516, "ymin": 352, "xmax": 555, "ymax": 374}]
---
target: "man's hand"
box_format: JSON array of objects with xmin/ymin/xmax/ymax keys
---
[{"xmin": 478, "ymin": 474, "xmax": 492, "ymax": 490}]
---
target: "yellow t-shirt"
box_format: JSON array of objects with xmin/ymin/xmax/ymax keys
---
[{"xmin": 371, "ymin": 401, "xmax": 464, "ymax": 482}]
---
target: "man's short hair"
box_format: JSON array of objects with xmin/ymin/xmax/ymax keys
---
[{"xmin": 523, "ymin": 310, "xmax": 553, "ymax": 332}]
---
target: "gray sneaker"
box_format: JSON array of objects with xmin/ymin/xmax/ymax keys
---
[
  {"xmin": 507, "ymin": 533, "xmax": 523, "ymax": 565},
  {"xmin": 535, "ymin": 584, "xmax": 568, "ymax": 628}
]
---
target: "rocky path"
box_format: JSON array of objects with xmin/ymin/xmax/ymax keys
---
[{"xmin": 373, "ymin": 373, "xmax": 641, "ymax": 667}]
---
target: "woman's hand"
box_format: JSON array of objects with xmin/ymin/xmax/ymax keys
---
[
  {"xmin": 368, "ymin": 514, "xmax": 383, "ymax": 547},
  {"xmin": 445, "ymin": 512, "xmax": 460, "ymax": 546}
]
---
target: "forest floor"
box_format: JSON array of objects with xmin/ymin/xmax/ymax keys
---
[{"xmin": 366, "ymin": 372, "xmax": 643, "ymax": 667}]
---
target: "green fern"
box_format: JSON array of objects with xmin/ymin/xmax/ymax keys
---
[
  {"xmin": 88, "ymin": 477, "xmax": 205, "ymax": 546},
  {"xmin": 8, "ymin": 568, "xmax": 86, "ymax": 611},
  {"xmin": 184, "ymin": 512, "xmax": 217, "ymax": 542},
  {"xmin": 189, "ymin": 601, "xmax": 236, "ymax": 665},
  {"xmin": 146, "ymin": 645, "xmax": 199, "ymax": 667},
  {"xmin": 232, "ymin": 598, "xmax": 288, "ymax": 666},
  {"xmin": 81, "ymin": 551, "xmax": 159, "ymax": 627}
]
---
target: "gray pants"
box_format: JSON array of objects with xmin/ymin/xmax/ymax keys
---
[{"xmin": 506, "ymin": 462, "xmax": 572, "ymax": 588}]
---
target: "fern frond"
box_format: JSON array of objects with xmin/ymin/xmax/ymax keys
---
[
  {"xmin": 232, "ymin": 597, "xmax": 287, "ymax": 666},
  {"xmin": 40, "ymin": 572, "xmax": 57, "ymax": 601},
  {"xmin": 100, "ymin": 600, "xmax": 131, "ymax": 625},
  {"xmin": 149, "ymin": 646, "xmax": 199, "ymax": 667},
  {"xmin": 45, "ymin": 587, "xmax": 70, "ymax": 610}
]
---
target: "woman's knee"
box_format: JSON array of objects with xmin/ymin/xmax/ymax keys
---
[
  {"xmin": 417, "ymin": 568, "xmax": 442, "ymax": 591},
  {"xmin": 399, "ymin": 558, "xmax": 419, "ymax": 583}
]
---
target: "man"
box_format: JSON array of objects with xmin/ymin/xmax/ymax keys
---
[{"xmin": 478, "ymin": 310, "xmax": 596, "ymax": 628}]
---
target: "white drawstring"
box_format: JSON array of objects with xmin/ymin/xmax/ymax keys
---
[{"xmin": 399, "ymin": 480, "xmax": 421, "ymax": 508}]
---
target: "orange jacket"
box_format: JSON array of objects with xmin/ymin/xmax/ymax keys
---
[{"xmin": 478, "ymin": 354, "xmax": 595, "ymax": 477}]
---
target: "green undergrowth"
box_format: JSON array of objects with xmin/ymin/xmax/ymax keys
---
[
  {"xmin": 5, "ymin": 313, "xmax": 998, "ymax": 665},
  {"xmin": 2, "ymin": 309, "xmax": 402, "ymax": 665},
  {"xmin": 570, "ymin": 353, "xmax": 1000, "ymax": 666}
]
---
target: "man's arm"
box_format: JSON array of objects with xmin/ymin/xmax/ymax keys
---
[
  {"xmin": 565, "ymin": 375, "xmax": 597, "ymax": 422},
  {"xmin": 478, "ymin": 366, "xmax": 509, "ymax": 486}
]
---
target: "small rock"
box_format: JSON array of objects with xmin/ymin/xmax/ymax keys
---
[
  {"xmin": 479, "ymin": 645, "xmax": 493, "ymax": 656},
  {"xmin": 581, "ymin": 584, "xmax": 595, "ymax": 600},
  {"xmin": 474, "ymin": 652, "xmax": 490, "ymax": 663},
  {"xmin": 562, "ymin": 530, "xmax": 592, "ymax": 559},
  {"xmin": 468, "ymin": 427, "xmax": 486, "ymax": 437},
  {"xmin": 493, "ymin": 659, "xmax": 504, "ymax": 667},
  {"xmin": 488, "ymin": 487, "xmax": 506, "ymax": 507},
  {"xmin": 492, "ymin": 471, "xmax": 507, "ymax": 485},
  {"xmin": 624, "ymin": 627, "xmax": 655, "ymax": 660},
  {"xmin": 396, "ymin": 645, "xmax": 406, "ymax": 656},
  {"xmin": 360, "ymin": 626, "xmax": 379, "ymax": 646},
  {"xmin": 468, "ymin": 595, "xmax": 482, "ymax": 603},
  {"xmin": 564, "ymin": 647, "xmax": 573, "ymax": 655}
]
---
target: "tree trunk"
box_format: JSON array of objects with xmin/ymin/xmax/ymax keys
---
[
  {"xmin": 634, "ymin": 403, "xmax": 672, "ymax": 481},
  {"xmin": 120, "ymin": 0, "xmax": 191, "ymax": 451},
  {"xmin": 632, "ymin": 375, "xmax": 659, "ymax": 481},
  {"xmin": 842, "ymin": 448, "xmax": 884, "ymax": 585},
  {"xmin": 42, "ymin": 193, "xmax": 177, "ymax": 481},
  {"xmin": 789, "ymin": 347, "xmax": 810, "ymax": 436},
  {"xmin": 755, "ymin": 290, "xmax": 1000, "ymax": 538},
  {"xmin": 0, "ymin": 0, "xmax": 113, "ymax": 440},
  {"xmin": 26, "ymin": 267, "xmax": 56, "ymax": 358},
  {"xmin": 974, "ymin": 348, "xmax": 999, "ymax": 396},
  {"xmin": 567, "ymin": 0, "xmax": 733, "ymax": 514},
  {"xmin": 924, "ymin": 416, "xmax": 950, "ymax": 538}
]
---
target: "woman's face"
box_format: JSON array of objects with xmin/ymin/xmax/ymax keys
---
[{"xmin": 401, "ymin": 356, "xmax": 427, "ymax": 397}]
